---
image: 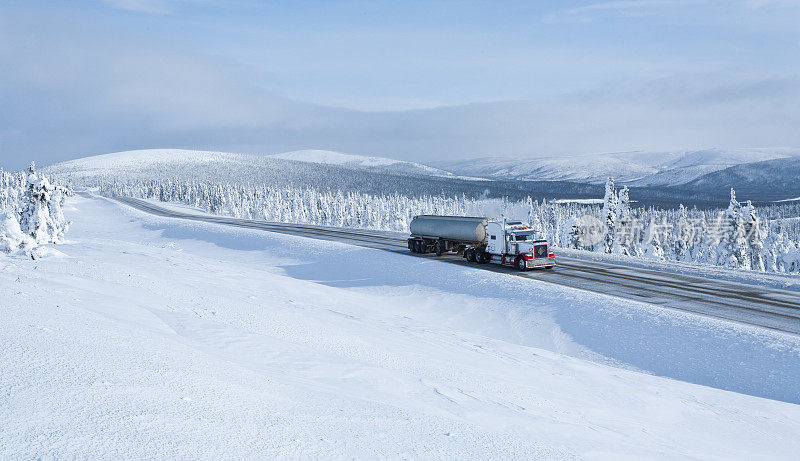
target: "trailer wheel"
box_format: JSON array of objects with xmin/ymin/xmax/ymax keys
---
[
  {"xmin": 408, "ymin": 239, "xmax": 414, "ymax": 251},
  {"xmin": 516, "ymin": 257, "xmax": 527, "ymax": 271},
  {"xmin": 413, "ymin": 240, "xmax": 421, "ymax": 253},
  {"xmin": 434, "ymin": 241, "xmax": 443, "ymax": 256}
]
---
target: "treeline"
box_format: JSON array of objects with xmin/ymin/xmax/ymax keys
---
[
  {"xmin": 102, "ymin": 178, "xmax": 800, "ymax": 274},
  {"xmin": 567, "ymin": 179, "xmax": 800, "ymax": 273}
]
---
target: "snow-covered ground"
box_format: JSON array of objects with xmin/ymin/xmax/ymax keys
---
[
  {"xmin": 552, "ymin": 198, "xmax": 605, "ymax": 205},
  {"xmin": 3, "ymin": 195, "xmax": 800, "ymax": 458},
  {"xmin": 268, "ymin": 149, "xmax": 456, "ymax": 177},
  {"xmin": 46, "ymin": 149, "xmax": 253, "ymax": 177}
]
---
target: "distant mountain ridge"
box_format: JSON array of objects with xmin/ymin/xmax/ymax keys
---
[
  {"xmin": 436, "ymin": 154, "xmax": 658, "ymax": 184},
  {"xmin": 434, "ymin": 148, "xmax": 797, "ymax": 186},
  {"xmin": 682, "ymin": 157, "xmax": 800, "ymax": 201}
]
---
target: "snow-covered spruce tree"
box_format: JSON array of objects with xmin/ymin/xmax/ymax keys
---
[
  {"xmin": 0, "ymin": 208, "xmax": 34, "ymax": 254},
  {"xmin": 614, "ymin": 186, "xmax": 635, "ymax": 256},
  {"xmin": 18, "ymin": 162, "xmax": 70, "ymax": 245},
  {"xmin": 566, "ymin": 216, "xmax": 584, "ymax": 250},
  {"xmin": 640, "ymin": 217, "xmax": 665, "ymax": 259},
  {"xmin": 0, "ymin": 168, "xmax": 9, "ymax": 210},
  {"xmin": 670, "ymin": 204, "xmax": 693, "ymax": 262},
  {"xmin": 0, "ymin": 168, "xmax": 34, "ymax": 254},
  {"xmin": 716, "ymin": 189, "xmax": 750, "ymax": 269},
  {"xmin": 19, "ymin": 162, "xmax": 55, "ymax": 243},
  {"xmin": 48, "ymin": 180, "xmax": 71, "ymax": 244},
  {"xmin": 600, "ymin": 177, "xmax": 617, "ymax": 254},
  {"xmin": 741, "ymin": 200, "xmax": 765, "ymax": 271}
]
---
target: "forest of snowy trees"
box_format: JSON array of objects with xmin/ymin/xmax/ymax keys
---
[
  {"xmin": 1, "ymin": 163, "xmax": 71, "ymax": 255},
  {"xmin": 584, "ymin": 179, "xmax": 800, "ymax": 273},
  {"xmin": 101, "ymin": 177, "xmax": 800, "ymax": 274}
]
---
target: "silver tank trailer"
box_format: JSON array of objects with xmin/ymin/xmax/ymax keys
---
[{"xmin": 410, "ymin": 215, "xmax": 489, "ymax": 244}]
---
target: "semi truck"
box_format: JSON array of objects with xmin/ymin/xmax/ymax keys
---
[{"xmin": 407, "ymin": 215, "xmax": 555, "ymax": 271}]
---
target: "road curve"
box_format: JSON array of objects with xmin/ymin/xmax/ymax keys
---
[{"xmin": 109, "ymin": 195, "xmax": 800, "ymax": 336}]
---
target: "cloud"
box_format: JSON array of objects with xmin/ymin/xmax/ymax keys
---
[
  {"xmin": 1, "ymin": 3, "xmax": 799, "ymax": 171},
  {"xmin": 99, "ymin": 0, "xmax": 172, "ymax": 14},
  {"xmin": 546, "ymin": 0, "xmax": 692, "ymax": 22},
  {"xmin": 98, "ymin": 0, "xmax": 207, "ymax": 14},
  {"xmin": 547, "ymin": 0, "xmax": 800, "ymax": 22}
]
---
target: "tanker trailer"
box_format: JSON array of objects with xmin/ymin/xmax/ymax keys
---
[{"xmin": 408, "ymin": 215, "xmax": 488, "ymax": 256}]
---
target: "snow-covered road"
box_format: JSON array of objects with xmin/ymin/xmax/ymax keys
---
[{"xmin": 3, "ymin": 195, "xmax": 800, "ymax": 459}]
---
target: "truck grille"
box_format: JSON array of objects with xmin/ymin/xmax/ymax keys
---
[{"xmin": 534, "ymin": 244, "xmax": 548, "ymax": 258}]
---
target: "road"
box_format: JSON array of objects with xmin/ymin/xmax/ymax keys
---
[{"xmin": 110, "ymin": 195, "xmax": 800, "ymax": 335}]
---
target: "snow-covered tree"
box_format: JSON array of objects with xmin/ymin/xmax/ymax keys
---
[
  {"xmin": 640, "ymin": 217, "xmax": 665, "ymax": 259},
  {"xmin": 0, "ymin": 210, "xmax": 34, "ymax": 253},
  {"xmin": 671, "ymin": 204, "xmax": 693, "ymax": 262},
  {"xmin": 19, "ymin": 162, "xmax": 56, "ymax": 243},
  {"xmin": 716, "ymin": 189, "xmax": 750, "ymax": 269},
  {"xmin": 741, "ymin": 200, "xmax": 764, "ymax": 271},
  {"xmin": 614, "ymin": 186, "xmax": 636, "ymax": 255},
  {"xmin": 600, "ymin": 177, "xmax": 617, "ymax": 254},
  {"xmin": 18, "ymin": 162, "xmax": 70, "ymax": 245}
]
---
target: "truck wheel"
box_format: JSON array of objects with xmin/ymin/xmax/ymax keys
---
[
  {"xmin": 477, "ymin": 251, "xmax": 487, "ymax": 264},
  {"xmin": 434, "ymin": 241, "xmax": 443, "ymax": 256},
  {"xmin": 516, "ymin": 257, "xmax": 527, "ymax": 271},
  {"xmin": 465, "ymin": 249, "xmax": 476, "ymax": 262}
]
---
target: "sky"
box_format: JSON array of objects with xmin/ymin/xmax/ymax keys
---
[{"xmin": 1, "ymin": 0, "xmax": 800, "ymax": 170}]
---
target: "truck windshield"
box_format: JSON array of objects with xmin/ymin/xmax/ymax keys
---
[{"xmin": 514, "ymin": 233, "xmax": 534, "ymax": 241}]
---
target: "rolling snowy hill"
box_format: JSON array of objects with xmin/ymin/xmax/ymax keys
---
[
  {"xmin": 41, "ymin": 149, "xmax": 608, "ymax": 203},
  {"xmin": 268, "ymin": 149, "xmax": 457, "ymax": 177},
  {"xmin": 43, "ymin": 149, "xmax": 251, "ymax": 175}
]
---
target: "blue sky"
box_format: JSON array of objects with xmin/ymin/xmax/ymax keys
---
[{"xmin": 1, "ymin": 0, "xmax": 799, "ymax": 169}]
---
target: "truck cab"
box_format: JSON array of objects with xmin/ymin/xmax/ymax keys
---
[{"xmin": 485, "ymin": 220, "xmax": 555, "ymax": 270}]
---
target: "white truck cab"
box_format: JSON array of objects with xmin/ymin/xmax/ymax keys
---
[{"xmin": 485, "ymin": 220, "xmax": 555, "ymax": 270}]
